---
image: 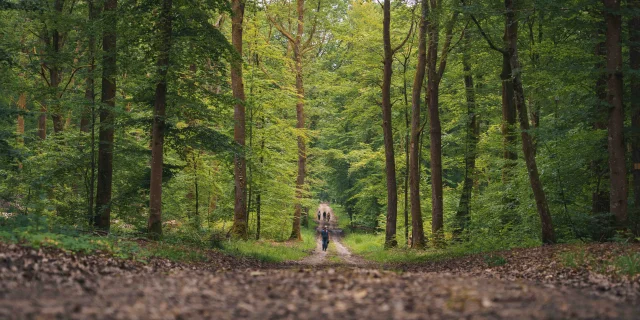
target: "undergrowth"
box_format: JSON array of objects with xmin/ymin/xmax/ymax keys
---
[
  {"xmin": 558, "ymin": 245, "xmax": 640, "ymax": 277},
  {"xmin": 342, "ymin": 231, "xmax": 538, "ymax": 264},
  {"xmin": 222, "ymin": 227, "xmax": 317, "ymax": 262},
  {"xmin": 0, "ymin": 214, "xmax": 316, "ymax": 263}
]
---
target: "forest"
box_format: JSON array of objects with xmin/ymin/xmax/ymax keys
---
[
  {"xmin": 1, "ymin": 0, "xmax": 639, "ymax": 246},
  {"xmin": 1, "ymin": 0, "xmax": 640, "ymax": 318}
]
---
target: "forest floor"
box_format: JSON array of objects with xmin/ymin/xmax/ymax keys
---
[{"xmin": 1, "ymin": 205, "xmax": 639, "ymax": 319}]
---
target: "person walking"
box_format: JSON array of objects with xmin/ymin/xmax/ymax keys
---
[{"xmin": 321, "ymin": 225, "xmax": 330, "ymax": 251}]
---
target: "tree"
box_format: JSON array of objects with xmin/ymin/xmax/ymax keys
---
[
  {"xmin": 630, "ymin": 0, "xmax": 639, "ymax": 234},
  {"xmin": 266, "ymin": 0, "xmax": 319, "ymax": 241},
  {"xmin": 94, "ymin": 0, "xmax": 117, "ymax": 231},
  {"xmin": 148, "ymin": 0, "xmax": 173, "ymax": 240},
  {"xmin": 505, "ymin": 0, "xmax": 555, "ymax": 244},
  {"xmin": 382, "ymin": 0, "xmax": 412, "ymax": 248},
  {"xmin": 230, "ymin": 0, "xmax": 248, "ymax": 239},
  {"xmin": 454, "ymin": 23, "xmax": 478, "ymax": 238},
  {"xmin": 602, "ymin": 0, "xmax": 627, "ymax": 227},
  {"xmin": 409, "ymin": 0, "xmax": 428, "ymax": 249},
  {"xmin": 426, "ymin": 1, "xmax": 457, "ymax": 244}
]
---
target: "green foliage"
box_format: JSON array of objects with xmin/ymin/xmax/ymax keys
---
[
  {"xmin": 221, "ymin": 227, "xmax": 316, "ymax": 262},
  {"xmin": 483, "ymin": 254, "xmax": 507, "ymax": 267},
  {"xmin": 614, "ymin": 253, "xmax": 640, "ymax": 277}
]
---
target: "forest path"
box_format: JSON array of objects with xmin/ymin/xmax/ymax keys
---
[
  {"xmin": 297, "ymin": 203, "xmax": 369, "ymax": 267},
  {"xmin": 1, "ymin": 240, "xmax": 639, "ymax": 319}
]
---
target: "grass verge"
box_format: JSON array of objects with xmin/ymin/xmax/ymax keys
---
[
  {"xmin": 341, "ymin": 232, "xmax": 539, "ymax": 264},
  {"xmin": 219, "ymin": 227, "xmax": 317, "ymax": 262}
]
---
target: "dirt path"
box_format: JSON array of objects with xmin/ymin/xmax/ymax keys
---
[
  {"xmin": 298, "ymin": 203, "xmax": 369, "ymax": 267},
  {"xmin": 2, "ymin": 209, "xmax": 639, "ymax": 319}
]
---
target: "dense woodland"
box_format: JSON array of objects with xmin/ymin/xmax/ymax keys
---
[{"xmin": 1, "ymin": 0, "xmax": 639, "ymax": 248}]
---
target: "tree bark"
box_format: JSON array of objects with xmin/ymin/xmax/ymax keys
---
[
  {"xmin": 230, "ymin": 0, "xmax": 248, "ymax": 239},
  {"xmin": 426, "ymin": 2, "xmax": 457, "ymax": 244},
  {"xmin": 382, "ymin": 0, "xmax": 398, "ymax": 248},
  {"xmin": 290, "ymin": 0, "xmax": 306, "ymax": 241},
  {"xmin": 148, "ymin": 0, "xmax": 172, "ymax": 240},
  {"xmin": 454, "ymin": 29, "xmax": 478, "ymax": 238},
  {"xmin": 409, "ymin": 0, "xmax": 428, "ymax": 249},
  {"xmin": 38, "ymin": 104, "xmax": 47, "ymax": 140},
  {"xmin": 500, "ymin": 50, "xmax": 517, "ymax": 175},
  {"xmin": 16, "ymin": 93, "xmax": 26, "ymax": 144},
  {"xmin": 50, "ymin": 0, "xmax": 65, "ymax": 134},
  {"xmin": 505, "ymin": 0, "xmax": 555, "ymax": 244},
  {"xmin": 603, "ymin": 0, "xmax": 627, "ymax": 226},
  {"xmin": 630, "ymin": 0, "xmax": 639, "ymax": 234},
  {"xmin": 81, "ymin": 0, "xmax": 98, "ymax": 133},
  {"xmin": 94, "ymin": 0, "xmax": 117, "ymax": 231}
]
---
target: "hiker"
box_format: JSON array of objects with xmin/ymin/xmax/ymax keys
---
[
  {"xmin": 327, "ymin": 212, "xmax": 330, "ymax": 222},
  {"xmin": 321, "ymin": 225, "xmax": 330, "ymax": 251},
  {"xmin": 317, "ymin": 211, "xmax": 321, "ymax": 221},
  {"xmin": 322, "ymin": 211, "xmax": 326, "ymax": 221}
]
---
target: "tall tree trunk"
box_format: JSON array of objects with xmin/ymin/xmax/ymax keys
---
[
  {"xmin": 409, "ymin": 0, "xmax": 428, "ymax": 249},
  {"xmin": 500, "ymin": 51, "xmax": 517, "ymax": 181},
  {"xmin": 382, "ymin": 0, "xmax": 398, "ymax": 248},
  {"xmin": 81, "ymin": 0, "xmax": 98, "ymax": 133},
  {"xmin": 231, "ymin": 0, "xmax": 248, "ymax": 239},
  {"xmin": 148, "ymin": 0, "xmax": 172, "ymax": 240},
  {"xmin": 454, "ymin": 29, "xmax": 478, "ymax": 238},
  {"xmin": 592, "ymin": 33, "xmax": 611, "ymax": 239},
  {"xmin": 38, "ymin": 104, "xmax": 47, "ymax": 140},
  {"xmin": 630, "ymin": 0, "xmax": 640, "ymax": 234},
  {"xmin": 505, "ymin": 0, "xmax": 555, "ymax": 244},
  {"xmin": 290, "ymin": 0, "xmax": 306, "ymax": 241},
  {"xmin": 94, "ymin": 0, "xmax": 117, "ymax": 231},
  {"xmin": 49, "ymin": 0, "xmax": 65, "ymax": 134},
  {"xmin": 603, "ymin": 0, "xmax": 627, "ymax": 226},
  {"xmin": 16, "ymin": 93, "xmax": 26, "ymax": 144}
]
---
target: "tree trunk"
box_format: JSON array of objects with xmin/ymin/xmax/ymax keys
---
[
  {"xmin": 94, "ymin": 0, "xmax": 117, "ymax": 231},
  {"xmin": 427, "ymin": 0, "xmax": 443, "ymax": 243},
  {"xmin": 148, "ymin": 0, "xmax": 172, "ymax": 240},
  {"xmin": 230, "ymin": 0, "xmax": 248, "ymax": 239},
  {"xmin": 16, "ymin": 93, "xmax": 26, "ymax": 144},
  {"xmin": 81, "ymin": 0, "xmax": 98, "ymax": 133},
  {"xmin": 505, "ymin": 0, "xmax": 555, "ymax": 244},
  {"xmin": 500, "ymin": 51, "xmax": 517, "ymax": 181},
  {"xmin": 382, "ymin": 0, "xmax": 398, "ymax": 248},
  {"xmin": 592, "ymin": 33, "xmax": 611, "ymax": 239},
  {"xmin": 409, "ymin": 0, "xmax": 428, "ymax": 249},
  {"xmin": 290, "ymin": 0, "xmax": 306, "ymax": 241},
  {"xmin": 454, "ymin": 29, "xmax": 478, "ymax": 238},
  {"xmin": 603, "ymin": 0, "xmax": 627, "ymax": 226},
  {"xmin": 38, "ymin": 104, "xmax": 47, "ymax": 140},
  {"xmin": 630, "ymin": 0, "xmax": 639, "ymax": 234},
  {"xmin": 50, "ymin": 0, "xmax": 65, "ymax": 134}
]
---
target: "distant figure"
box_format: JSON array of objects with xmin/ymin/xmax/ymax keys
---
[
  {"xmin": 317, "ymin": 211, "xmax": 321, "ymax": 221},
  {"xmin": 327, "ymin": 212, "xmax": 331, "ymax": 222},
  {"xmin": 321, "ymin": 225, "xmax": 330, "ymax": 251},
  {"xmin": 322, "ymin": 211, "xmax": 326, "ymax": 221}
]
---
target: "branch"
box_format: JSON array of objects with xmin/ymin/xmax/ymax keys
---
[
  {"xmin": 39, "ymin": 64, "xmax": 51, "ymax": 87},
  {"xmin": 302, "ymin": 0, "xmax": 322, "ymax": 51},
  {"xmin": 392, "ymin": 17, "xmax": 415, "ymax": 54},
  {"xmin": 470, "ymin": 14, "xmax": 506, "ymax": 55},
  {"xmin": 437, "ymin": 12, "xmax": 460, "ymax": 80},
  {"xmin": 58, "ymin": 65, "xmax": 89, "ymax": 99},
  {"xmin": 447, "ymin": 19, "xmax": 469, "ymax": 55},
  {"xmin": 267, "ymin": 15, "xmax": 296, "ymax": 43}
]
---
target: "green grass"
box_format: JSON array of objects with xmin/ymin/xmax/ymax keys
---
[
  {"xmin": 615, "ymin": 253, "xmax": 640, "ymax": 277},
  {"xmin": 341, "ymin": 231, "xmax": 537, "ymax": 264},
  {"xmin": 0, "ymin": 215, "xmax": 313, "ymax": 264},
  {"xmin": 221, "ymin": 227, "xmax": 317, "ymax": 262},
  {"xmin": 0, "ymin": 227, "xmax": 208, "ymax": 263}
]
